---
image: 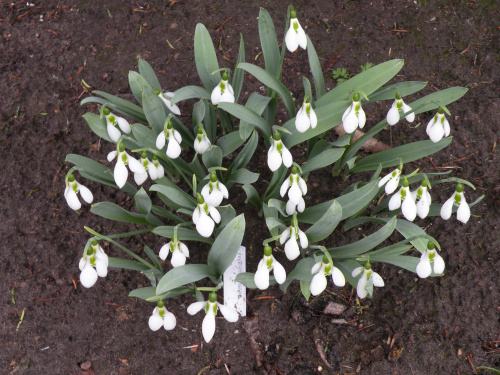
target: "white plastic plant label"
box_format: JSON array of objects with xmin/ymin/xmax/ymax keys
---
[{"xmin": 223, "ymin": 246, "xmax": 246, "ymax": 317}]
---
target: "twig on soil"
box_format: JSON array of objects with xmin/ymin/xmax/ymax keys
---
[
  {"xmin": 36, "ymin": 297, "xmax": 60, "ymax": 302},
  {"xmin": 69, "ymin": 274, "xmax": 77, "ymax": 290},
  {"xmin": 466, "ymin": 353, "xmax": 477, "ymax": 373},
  {"xmin": 334, "ymin": 124, "xmax": 391, "ymax": 153},
  {"xmin": 216, "ymin": 16, "xmax": 234, "ymax": 33},
  {"xmin": 331, "ymin": 319, "xmax": 356, "ymax": 326},
  {"xmin": 313, "ymin": 328, "xmax": 333, "ymax": 369},
  {"xmin": 323, "ymin": 49, "xmax": 343, "ymax": 75},
  {"xmin": 253, "ymin": 296, "xmax": 275, "ymax": 300},
  {"xmin": 224, "ymin": 363, "xmax": 230, "ymax": 374}
]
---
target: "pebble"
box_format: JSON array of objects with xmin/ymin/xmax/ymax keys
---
[
  {"xmin": 81, "ymin": 361, "xmax": 91, "ymax": 370},
  {"xmin": 323, "ymin": 302, "xmax": 347, "ymax": 316}
]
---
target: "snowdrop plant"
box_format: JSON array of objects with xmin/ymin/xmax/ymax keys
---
[{"xmin": 64, "ymin": 5, "xmax": 482, "ymax": 343}]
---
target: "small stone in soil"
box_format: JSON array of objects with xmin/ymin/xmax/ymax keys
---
[
  {"xmin": 323, "ymin": 302, "xmax": 347, "ymax": 316},
  {"xmin": 81, "ymin": 361, "xmax": 91, "ymax": 370}
]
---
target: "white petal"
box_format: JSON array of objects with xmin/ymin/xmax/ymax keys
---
[
  {"xmin": 385, "ymin": 176, "xmax": 400, "ymax": 195},
  {"xmin": 342, "ymin": 105, "xmax": 351, "ymax": 122},
  {"xmin": 211, "ymin": 85, "xmax": 222, "ymax": 105},
  {"xmin": 95, "ymin": 259, "xmax": 108, "ymax": 277},
  {"xmin": 272, "ymin": 260, "xmax": 287, "ymax": 284},
  {"xmin": 148, "ymin": 312, "xmax": 163, "ymax": 331},
  {"xmin": 280, "ymin": 177, "xmax": 291, "ymax": 198},
  {"xmin": 80, "ymin": 264, "xmax": 98, "ymax": 288},
  {"xmin": 156, "ymin": 133, "xmax": 166, "ymax": 150},
  {"xmin": 114, "ymin": 158, "xmax": 128, "ymax": 188},
  {"xmin": 78, "ymin": 184, "xmax": 93, "ymax": 204},
  {"xmin": 160, "ymin": 93, "xmax": 181, "ymax": 115},
  {"xmin": 426, "ymin": 116, "xmax": 436, "ymax": 135},
  {"xmin": 107, "ymin": 122, "xmax": 122, "ymax": 142},
  {"xmin": 433, "ymin": 253, "xmax": 445, "ymax": 274},
  {"xmin": 192, "ymin": 206, "xmax": 200, "ymax": 224},
  {"xmin": 295, "ymin": 108, "xmax": 310, "ymax": 133},
  {"xmin": 128, "ymin": 155, "xmax": 146, "ymax": 174},
  {"xmin": 107, "ymin": 150, "xmax": 117, "ymax": 162},
  {"xmin": 371, "ymin": 272, "xmax": 385, "ymax": 287},
  {"xmin": 297, "ymin": 24, "xmax": 307, "ymax": 49},
  {"xmin": 388, "ymin": 191, "xmax": 402, "ymax": 211},
  {"xmin": 402, "ymin": 194, "xmax": 417, "ymax": 221},
  {"xmin": 284, "ymin": 238, "xmax": 300, "ymax": 261},
  {"xmin": 220, "ymin": 87, "xmax": 235, "ymax": 104},
  {"xmin": 357, "ymin": 107, "xmax": 366, "ymax": 129},
  {"xmin": 309, "ymin": 108, "xmax": 317, "ymax": 128},
  {"xmin": 331, "ymin": 267, "xmax": 346, "ymax": 287},
  {"xmin": 159, "ymin": 244, "xmax": 170, "ymax": 260},
  {"xmin": 206, "ymin": 190, "xmax": 224, "ymax": 207},
  {"xmin": 173, "ymin": 129, "xmax": 182, "ymax": 145},
  {"xmin": 202, "ymin": 312, "xmax": 216, "ymax": 343},
  {"xmin": 310, "ymin": 273, "xmax": 327, "ymax": 296},
  {"xmin": 428, "ymin": 123, "xmax": 445, "ymax": 143},
  {"xmin": 208, "ymin": 206, "xmax": 221, "ymax": 224},
  {"xmin": 166, "ymin": 138, "xmax": 182, "ymax": 159},
  {"xmin": 298, "ymin": 177, "xmax": 308, "ymax": 196},
  {"xmin": 440, "ymin": 196, "xmax": 455, "ymax": 220},
  {"xmin": 298, "ymin": 230, "xmax": 308, "ymax": 249},
  {"xmin": 116, "ymin": 117, "xmax": 131, "ymax": 133},
  {"xmin": 356, "ymin": 276, "xmax": 368, "ymax": 299},
  {"xmin": 171, "ymin": 250, "xmax": 187, "ymax": 267},
  {"xmin": 280, "ymin": 228, "xmax": 290, "ymax": 244},
  {"xmin": 163, "ymin": 311, "xmax": 177, "ymax": 330},
  {"xmin": 179, "ymin": 242, "xmax": 190, "ymax": 257},
  {"xmin": 285, "ymin": 24, "xmax": 299, "ymax": 52},
  {"xmin": 285, "ymin": 199, "xmax": 296, "ymax": 215},
  {"xmin": 311, "ymin": 262, "xmax": 322, "ymax": 275},
  {"xmin": 457, "ymin": 200, "xmax": 471, "ymax": 224},
  {"xmin": 351, "ymin": 267, "xmax": 363, "ymax": 277},
  {"xmin": 343, "ymin": 109, "xmax": 358, "ymax": 134},
  {"xmin": 281, "ymin": 146, "xmax": 293, "ymax": 168},
  {"xmin": 443, "ymin": 118, "xmax": 450, "ymax": 137},
  {"xmin": 148, "ymin": 163, "xmax": 158, "ymax": 180},
  {"xmin": 156, "ymin": 164, "xmax": 165, "ymax": 179},
  {"xmin": 134, "ymin": 172, "xmax": 148, "ymax": 185},
  {"xmin": 416, "ymin": 198, "xmax": 430, "ymax": 219},
  {"xmin": 219, "ymin": 182, "xmax": 229, "ymax": 198},
  {"xmin": 79, "ymin": 257, "xmax": 86, "ymax": 271},
  {"xmin": 196, "ymin": 213, "xmax": 215, "ymax": 238},
  {"xmin": 219, "ymin": 304, "xmax": 239, "ymax": 323},
  {"xmin": 416, "ymin": 251, "xmax": 431, "ymax": 278},
  {"xmin": 187, "ymin": 301, "xmax": 206, "ymax": 315},
  {"xmin": 254, "ymin": 260, "xmax": 270, "ymax": 290},
  {"xmin": 288, "ymin": 183, "xmax": 302, "ymax": 205},
  {"xmin": 296, "ymin": 197, "xmax": 305, "ymax": 213},
  {"xmin": 201, "ymin": 184, "xmax": 210, "ymax": 200},
  {"xmin": 386, "ymin": 105, "xmax": 400, "ymax": 126},
  {"xmin": 267, "ymin": 147, "xmax": 281, "ymax": 172},
  {"xmin": 65, "ymin": 188, "xmax": 81, "ymax": 210},
  {"xmin": 402, "ymin": 103, "xmax": 415, "ymax": 122},
  {"xmin": 378, "ymin": 173, "xmax": 392, "ymax": 188}
]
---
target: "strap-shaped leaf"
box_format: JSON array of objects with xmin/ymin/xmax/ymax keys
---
[
  {"xmin": 109, "ymin": 257, "xmax": 150, "ymax": 272},
  {"xmin": 156, "ymin": 264, "xmax": 218, "ymax": 294},
  {"xmin": 170, "ymin": 86, "xmax": 211, "ymax": 106},
  {"xmin": 232, "ymin": 34, "xmax": 245, "ymax": 102},
  {"xmin": 263, "ymin": 204, "xmax": 279, "ymax": 236},
  {"xmin": 258, "ymin": 8, "xmax": 280, "ymax": 77},
  {"xmin": 194, "ymin": 23, "xmax": 221, "ymax": 91},
  {"xmin": 226, "ymin": 168, "xmax": 259, "ymax": 188},
  {"xmin": 83, "ymin": 113, "xmax": 112, "ymax": 142},
  {"xmin": 202, "ymin": 145, "xmax": 223, "ymax": 169},
  {"xmin": 306, "ymin": 35, "xmax": 326, "ymax": 98},
  {"xmin": 218, "ymin": 102, "xmax": 271, "ymax": 139},
  {"xmin": 242, "ymin": 184, "xmax": 262, "ymax": 210},
  {"xmin": 235, "ymin": 272, "xmax": 276, "ymax": 289},
  {"xmin": 131, "ymin": 123, "xmax": 157, "ymax": 149},
  {"xmin": 128, "ymin": 70, "xmax": 151, "ymax": 105},
  {"xmin": 88, "ymin": 90, "xmax": 147, "ymax": 123},
  {"xmin": 150, "ymin": 184, "xmax": 197, "ymax": 210},
  {"xmin": 238, "ymin": 62, "xmax": 295, "ymax": 118},
  {"xmin": 238, "ymin": 93, "xmax": 272, "ymax": 140},
  {"xmin": 301, "ymin": 148, "xmax": 344, "ymax": 174},
  {"xmin": 368, "ymin": 81, "xmax": 427, "ymax": 102},
  {"xmin": 203, "ymin": 101, "xmax": 217, "ymax": 143},
  {"xmin": 153, "ymin": 226, "xmax": 213, "ymax": 244},
  {"xmin": 217, "ymin": 130, "xmax": 247, "ymax": 157},
  {"xmin": 142, "ymin": 86, "xmax": 167, "ymax": 135},
  {"xmin": 91, "ymin": 202, "xmax": 161, "ymax": 226},
  {"xmin": 207, "ymin": 214, "xmax": 246, "ymax": 276},
  {"xmin": 305, "ymin": 201, "xmax": 342, "ymax": 242},
  {"xmin": 408, "ymin": 87, "xmax": 468, "ymax": 116},
  {"xmin": 138, "ymin": 59, "xmax": 162, "ymax": 91},
  {"xmin": 144, "ymin": 245, "xmax": 162, "ymax": 271},
  {"xmin": 217, "ymin": 205, "xmax": 236, "ymax": 230},
  {"xmin": 135, "ymin": 188, "xmax": 152, "ymax": 215},
  {"xmin": 371, "ymin": 255, "xmax": 419, "ymax": 272},
  {"xmin": 129, "ymin": 286, "xmax": 192, "ymax": 301},
  {"xmin": 263, "ymin": 165, "xmax": 288, "ymax": 202},
  {"xmin": 280, "ymin": 258, "xmax": 316, "ymax": 292},
  {"xmin": 227, "ymin": 130, "xmax": 258, "ymax": 176}
]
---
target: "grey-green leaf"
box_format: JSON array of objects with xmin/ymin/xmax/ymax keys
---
[{"xmin": 156, "ymin": 264, "xmax": 218, "ymax": 294}]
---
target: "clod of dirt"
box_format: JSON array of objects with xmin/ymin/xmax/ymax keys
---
[
  {"xmin": 80, "ymin": 361, "xmax": 91, "ymax": 370},
  {"xmin": 371, "ymin": 345, "xmax": 384, "ymax": 362},
  {"xmin": 323, "ymin": 302, "xmax": 347, "ymax": 316}
]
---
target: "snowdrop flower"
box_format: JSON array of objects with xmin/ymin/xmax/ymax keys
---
[
  {"xmin": 192, "ymin": 194, "xmax": 221, "ymax": 238},
  {"xmin": 187, "ymin": 292, "xmax": 238, "ymax": 343},
  {"xmin": 440, "ymin": 183, "xmax": 471, "ymax": 224},
  {"xmin": 102, "ymin": 107, "xmax": 131, "ymax": 142},
  {"xmin": 254, "ymin": 245, "xmax": 287, "ymax": 290},
  {"xmin": 342, "ymin": 92, "xmax": 366, "ymax": 134},
  {"xmin": 201, "ymin": 172, "xmax": 229, "ymax": 207},
  {"xmin": 352, "ymin": 262, "xmax": 384, "ymax": 299},
  {"xmin": 79, "ymin": 241, "xmax": 108, "ymax": 288},
  {"xmin": 148, "ymin": 300, "xmax": 176, "ymax": 331},
  {"xmin": 426, "ymin": 109, "xmax": 450, "ymax": 143},
  {"xmin": 310, "ymin": 256, "xmax": 345, "ymax": 296},
  {"xmin": 388, "ymin": 179, "xmax": 417, "ymax": 222},
  {"xmin": 378, "ymin": 167, "xmax": 402, "ymax": 195},
  {"xmin": 157, "ymin": 91, "xmax": 181, "ymax": 116},
  {"xmin": 386, "ymin": 93, "xmax": 415, "ymax": 126},
  {"xmin": 295, "ymin": 95, "xmax": 317, "ymax": 133},
  {"xmin": 134, "ymin": 152, "xmax": 159, "ymax": 185},
  {"xmin": 64, "ymin": 174, "xmax": 93, "ymax": 211},
  {"xmin": 416, "ymin": 242, "xmax": 445, "ymax": 279},
  {"xmin": 412, "ymin": 180, "xmax": 432, "ymax": 219},
  {"xmin": 211, "ymin": 72, "xmax": 235, "ymax": 105},
  {"xmin": 159, "ymin": 240, "xmax": 190, "ymax": 267},
  {"xmin": 285, "ymin": 10, "xmax": 307, "ymax": 52},
  {"xmin": 194, "ymin": 124, "xmax": 211, "ymax": 154},
  {"xmin": 267, "ymin": 130, "xmax": 293, "ymax": 172},
  {"xmin": 107, "ymin": 143, "xmax": 146, "ymax": 188},
  {"xmin": 156, "ymin": 120, "xmax": 182, "ymax": 159},
  {"xmin": 281, "ymin": 166, "xmax": 307, "ymax": 215},
  {"xmin": 279, "ymin": 225, "xmax": 308, "ymax": 261}
]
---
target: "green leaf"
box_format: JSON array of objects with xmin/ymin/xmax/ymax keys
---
[
  {"xmin": 83, "ymin": 113, "xmax": 112, "ymax": 142},
  {"xmin": 306, "ymin": 35, "xmax": 326, "ymax": 98},
  {"xmin": 194, "ymin": 24, "xmax": 221, "ymax": 91},
  {"xmin": 89, "ymin": 91, "xmax": 147, "ymax": 123},
  {"xmin": 156, "ymin": 264, "xmax": 218, "ymax": 294},
  {"xmin": 131, "ymin": 123, "xmax": 157, "ymax": 149},
  {"xmin": 368, "ymin": 81, "xmax": 427, "ymax": 102},
  {"xmin": 258, "ymin": 8, "xmax": 280, "ymax": 77},
  {"xmin": 263, "ymin": 165, "xmax": 288, "ymax": 202},
  {"xmin": 144, "ymin": 245, "xmax": 162, "ymax": 271},
  {"xmin": 170, "ymin": 86, "xmax": 211, "ymax": 106},
  {"xmin": 218, "ymin": 102, "xmax": 271, "ymax": 139},
  {"xmin": 232, "ymin": 34, "xmax": 245, "ymax": 102},
  {"xmin": 301, "ymin": 148, "xmax": 344, "ymax": 174},
  {"xmin": 263, "ymin": 204, "xmax": 279, "ymax": 236},
  {"xmin": 217, "ymin": 131, "xmax": 247, "ymax": 157},
  {"xmin": 268, "ymin": 199, "xmax": 289, "ymax": 217},
  {"xmin": 238, "ymin": 93, "xmax": 272, "ymax": 140},
  {"xmin": 109, "ymin": 257, "xmax": 150, "ymax": 272},
  {"xmin": 226, "ymin": 168, "xmax": 259, "ymax": 187},
  {"xmin": 408, "ymin": 87, "xmax": 468, "ymax": 115},
  {"xmin": 238, "ymin": 62, "xmax": 295, "ymax": 118},
  {"xmin": 351, "ymin": 138, "xmax": 452, "ymax": 173},
  {"xmin": 280, "ymin": 258, "xmax": 316, "ymax": 292},
  {"xmin": 202, "ymin": 145, "xmax": 223, "ymax": 169},
  {"xmin": 91, "ymin": 202, "xmax": 156, "ymax": 226},
  {"xmin": 128, "ymin": 70, "xmax": 151, "ymax": 105},
  {"xmin": 217, "ymin": 205, "xmax": 237, "ymax": 230},
  {"xmin": 153, "ymin": 226, "xmax": 213, "ymax": 244},
  {"xmin": 305, "ymin": 201, "xmax": 342, "ymax": 242},
  {"xmin": 235, "ymin": 272, "xmax": 276, "ymax": 289},
  {"xmin": 192, "ymin": 101, "xmax": 206, "ymax": 125},
  {"xmin": 207, "ymin": 215, "xmax": 246, "ymax": 276},
  {"xmin": 129, "ymin": 286, "xmax": 192, "ymax": 301},
  {"xmin": 227, "ymin": 130, "xmax": 258, "ymax": 176},
  {"xmin": 138, "ymin": 59, "xmax": 162, "ymax": 91},
  {"xmin": 142, "ymin": 86, "xmax": 167, "ymax": 135},
  {"xmin": 204, "ymin": 100, "xmax": 217, "ymax": 143},
  {"xmin": 300, "ymin": 280, "xmax": 312, "ymax": 301},
  {"xmin": 135, "ymin": 188, "xmax": 152, "ymax": 215},
  {"xmin": 150, "ymin": 184, "xmax": 197, "ymax": 210},
  {"xmin": 242, "ymin": 184, "xmax": 262, "ymax": 210}
]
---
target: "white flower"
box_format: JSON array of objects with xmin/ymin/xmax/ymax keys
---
[
  {"xmin": 201, "ymin": 172, "xmax": 229, "ymax": 207},
  {"xmin": 103, "ymin": 109, "xmax": 131, "ymax": 142},
  {"xmin": 309, "ymin": 257, "xmax": 345, "ymax": 296},
  {"xmin": 156, "ymin": 121, "xmax": 182, "ymax": 159},
  {"xmin": 352, "ymin": 263, "xmax": 384, "ymax": 299},
  {"xmin": 193, "ymin": 125, "xmax": 211, "ymax": 154},
  {"xmin": 148, "ymin": 301, "xmax": 177, "ymax": 331},
  {"xmin": 158, "ymin": 91, "xmax": 181, "ymax": 116},
  {"xmin": 412, "ymin": 181, "xmax": 432, "ymax": 219},
  {"xmin": 211, "ymin": 73, "xmax": 235, "ymax": 105},
  {"xmin": 378, "ymin": 168, "xmax": 402, "ymax": 195},
  {"xmin": 295, "ymin": 96, "xmax": 317, "ymax": 133},
  {"xmin": 134, "ymin": 153, "xmax": 160, "ymax": 185},
  {"xmin": 107, "ymin": 145, "xmax": 146, "ymax": 188},
  {"xmin": 342, "ymin": 93, "xmax": 366, "ymax": 134},
  {"xmin": 426, "ymin": 109, "xmax": 450, "ymax": 143},
  {"xmin": 254, "ymin": 246, "xmax": 287, "ymax": 290},
  {"xmin": 267, "ymin": 131, "xmax": 293, "ymax": 172},
  {"xmin": 386, "ymin": 95, "xmax": 414, "ymax": 126},
  {"xmin": 388, "ymin": 182, "xmax": 417, "ymax": 222},
  {"xmin": 416, "ymin": 243, "xmax": 445, "ymax": 279},
  {"xmin": 187, "ymin": 293, "xmax": 238, "ymax": 343},
  {"xmin": 159, "ymin": 240, "xmax": 190, "ymax": 267},
  {"xmin": 285, "ymin": 11, "xmax": 307, "ymax": 52},
  {"xmin": 279, "ymin": 226, "xmax": 308, "ymax": 261},
  {"xmin": 281, "ymin": 166, "xmax": 307, "ymax": 215},
  {"xmin": 64, "ymin": 174, "xmax": 93, "ymax": 211},
  {"xmin": 440, "ymin": 184, "xmax": 470, "ymax": 224},
  {"xmin": 79, "ymin": 241, "xmax": 108, "ymax": 288},
  {"xmin": 192, "ymin": 194, "xmax": 221, "ymax": 238}
]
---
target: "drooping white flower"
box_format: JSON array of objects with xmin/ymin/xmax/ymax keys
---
[
  {"xmin": 416, "ymin": 242, "xmax": 445, "ymax": 279},
  {"xmin": 107, "ymin": 144, "xmax": 146, "ymax": 188},
  {"xmin": 103, "ymin": 108, "xmax": 131, "ymax": 142},
  {"xmin": 64, "ymin": 174, "xmax": 93, "ymax": 211},
  {"xmin": 192, "ymin": 194, "xmax": 221, "ymax": 238},
  {"xmin": 134, "ymin": 152, "xmax": 160, "ymax": 185},
  {"xmin": 158, "ymin": 91, "xmax": 181, "ymax": 116},
  {"xmin": 281, "ymin": 166, "xmax": 307, "ymax": 215},
  {"xmin": 211, "ymin": 72, "xmax": 235, "ymax": 105},
  {"xmin": 386, "ymin": 93, "xmax": 415, "ymax": 126},
  {"xmin": 267, "ymin": 131, "xmax": 293, "ymax": 172},
  {"xmin": 79, "ymin": 241, "xmax": 108, "ymax": 288},
  {"xmin": 279, "ymin": 225, "xmax": 308, "ymax": 261},
  {"xmin": 426, "ymin": 109, "xmax": 450, "ymax": 143},
  {"xmin": 378, "ymin": 168, "xmax": 402, "ymax": 195},
  {"xmin": 342, "ymin": 93, "xmax": 366, "ymax": 134},
  {"xmin": 193, "ymin": 124, "xmax": 211, "ymax": 154},
  {"xmin": 148, "ymin": 300, "xmax": 177, "ymax": 331},
  {"xmin": 187, "ymin": 293, "xmax": 238, "ymax": 343},
  {"xmin": 352, "ymin": 262, "xmax": 384, "ymax": 299},
  {"xmin": 201, "ymin": 172, "xmax": 229, "ymax": 207},
  {"xmin": 156, "ymin": 120, "xmax": 182, "ymax": 159},
  {"xmin": 285, "ymin": 10, "xmax": 307, "ymax": 52},
  {"xmin": 388, "ymin": 180, "xmax": 417, "ymax": 222},
  {"xmin": 310, "ymin": 257, "xmax": 345, "ymax": 296},
  {"xmin": 295, "ymin": 95, "xmax": 317, "ymax": 133},
  {"xmin": 159, "ymin": 240, "xmax": 190, "ymax": 267},
  {"xmin": 440, "ymin": 183, "xmax": 470, "ymax": 224},
  {"xmin": 412, "ymin": 180, "xmax": 432, "ymax": 219},
  {"xmin": 254, "ymin": 246, "xmax": 287, "ymax": 290}
]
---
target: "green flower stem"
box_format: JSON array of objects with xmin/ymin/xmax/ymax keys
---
[
  {"xmin": 105, "ymin": 228, "xmax": 154, "ymax": 239},
  {"xmin": 263, "ymin": 234, "xmax": 282, "ymax": 245}
]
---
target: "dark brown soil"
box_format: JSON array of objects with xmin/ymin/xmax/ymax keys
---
[{"xmin": 1, "ymin": 1, "xmax": 499, "ymax": 374}]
